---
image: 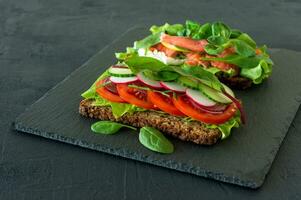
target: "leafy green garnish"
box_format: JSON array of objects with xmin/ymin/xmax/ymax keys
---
[
  {"xmin": 206, "ymin": 115, "xmax": 241, "ymax": 139},
  {"xmin": 134, "ymin": 32, "xmax": 161, "ymax": 49},
  {"xmin": 91, "ymin": 121, "xmax": 137, "ymax": 134},
  {"xmin": 125, "ymin": 56, "xmax": 167, "ymax": 73},
  {"xmin": 150, "ymin": 23, "xmax": 184, "ymax": 35},
  {"xmin": 139, "ymin": 127, "xmax": 174, "ymax": 154}
]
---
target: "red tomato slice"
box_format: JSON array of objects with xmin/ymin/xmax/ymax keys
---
[
  {"xmin": 173, "ymin": 95, "xmax": 237, "ymax": 124},
  {"xmin": 161, "ymin": 33, "xmax": 208, "ymax": 52},
  {"xmin": 116, "ymin": 84, "xmax": 155, "ymax": 109},
  {"xmin": 96, "ymin": 79, "xmax": 125, "ymax": 103},
  {"xmin": 147, "ymin": 91, "xmax": 185, "ymax": 116}
]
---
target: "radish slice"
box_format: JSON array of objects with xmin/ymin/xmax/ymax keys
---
[
  {"xmin": 110, "ymin": 76, "xmax": 138, "ymax": 84},
  {"xmin": 137, "ymin": 72, "xmax": 162, "ymax": 89},
  {"xmin": 222, "ymin": 90, "xmax": 246, "ymax": 124},
  {"xmin": 160, "ymin": 81, "xmax": 186, "ymax": 93},
  {"xmin": 186, "ymin": 88, "xmax": 216, "ymax": 107},
  {"xmin": 189, "ymin": 99, "xmax": 227, "ymax": 114}
]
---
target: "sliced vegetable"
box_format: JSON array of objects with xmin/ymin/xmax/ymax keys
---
[
  {"xmin": 108, "ymin": 66, "xmax": 134, "ymax": 77},
  {"xmin": 198, "ymin": 83, "xmax": 232, "ymax": 104},
  {"xmin": 137, "ymin": 72, "xmax": 162, "ymax": 89},
  {"xmin": 161, "ymin": 33, "xmax": 208, "ymax": 52},
  {"xmin": 110, "ymin": 76, "xmax": 138, "ymax": 84},
  {"xmin": 173, "ymin": 95, "xmax": 237, "ymax": 124},
  {"xmin": 116, "ymin": 84, "xmax": 155, "ymax": 110},
  {"xmin": 161, "ymin": 42, "xmax": 190, "ymax": 52},
  {"xmin": 160, "ymin": 81, "xmax": 186, "ymax": 93},
  {"xmin": 186, "ymin": 88, "xmax": 216, "ymax": 107},
  {"xmin": 147, "ymin": 91, "xmax": 185, "ymax": 116},
  {"xmin": 96, "ymin": 79, "xmax": 125, "ymax": 103},
  {"xmin": 178, "ymin": 76, "xmax": 199, "ymax": 90}
]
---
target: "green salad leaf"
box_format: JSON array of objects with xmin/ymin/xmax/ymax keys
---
[
  {"xmin": 150, "ymin": 23, "xmax": 184, "ymax": 35},
  {"xmin": 81, "ymin": 71, "xmax": 145, "ymax": 118},
  {"xmin": 139, "ymin": 126, "xmax": 174, "ymax": 154},
  {"xmin": 134, "ymin": 32, "xmax": 161, "ymax": 49},
  {"xmin": 115, "ymin": 47, "xmax": 137, "ymax": 60},
  {"xmin": 206, "ymin": 115, "xmax": 241, "ymax": 139},
  {"xmin": 91, "ymin": 121, "xmax": 136, "ymax": 134}
]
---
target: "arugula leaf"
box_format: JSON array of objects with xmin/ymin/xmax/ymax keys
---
[
  {"xmin": 134, "ymin": 32, "xmax": 161, "ymax": 49},
  {"xmin": 91, "ymin": 121, "xmax": 136, "ymax": 135},
  {"xmin": 139, "ymin": 127, "xmax": 174, "ymax": 154},
  {"xmin": 150, "ymin": 23, "xmax": 184, "ymax": 35}
]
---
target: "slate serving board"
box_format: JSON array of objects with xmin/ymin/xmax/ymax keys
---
[{"xmin": 14, "ymin": 27, "xmax": 301, "ymax": 189}]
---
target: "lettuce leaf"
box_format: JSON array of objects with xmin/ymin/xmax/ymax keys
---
[
  {"xmin": 206, "ymin": 114, "xmax": 241, "ymax": 139},
  {"xmin": 150, "ymin": 23, "xmax": 184, "ymax": 35},
  {"xmin": 81, "ymin": 71, "xmax": 145, "ymax": 118},
  {"xmin": 92, "ymin": 96, "xmax": 145, "ymax": 118}
]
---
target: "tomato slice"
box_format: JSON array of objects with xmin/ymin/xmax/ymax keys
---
[
  {"xmin": 116, "ymin": 84, "xmax": 155, "ymax": 109},
  {"xmin": 161, "ymin": 33, "xmax": 208, "ymax": 52},
  {"xmin": 96, "ymin": 79, "xmax": 125, "ymax": 103},
  {"xmin": 173, "ymin": 95, "xmax": 237, "ymax": 124},
  {"xmin": 147, "ymin": 91, "xmax": 185, "ymax": 116}
]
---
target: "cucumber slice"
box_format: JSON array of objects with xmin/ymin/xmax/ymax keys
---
[
  {"xmin": 186, "ymin": 88, "xmax": 216, "ymax": 107},
  {"xmin": 108, "ymin": 66, "xmax": 134, "ymax": 77},
  {"xmin": 178, "ymin": 76, "xmax": 199, "ymax": 90},
  {"xmin": 110, "ymin": 76, "xmax": 138, "ymax": 84},
  {"xmin": 198, "ymin": 83, "xmax": 232, "ymax": 104}
]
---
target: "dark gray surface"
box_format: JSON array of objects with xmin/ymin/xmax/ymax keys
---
[
  {"xmin": 1, "ymin": 0, "xmax": 301, "ymax": 199},
  {"xmin": 13, "ymin": 26, "xmax": 301, "ymax": 189}
]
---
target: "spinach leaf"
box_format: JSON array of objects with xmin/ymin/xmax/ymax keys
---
[
  {"xmin": 150, "ymin": 23, "xmax": 184, "ymax": 35},
  {"xmin": 203, "ymin": 54, "xmax": 261, "ymax": 68},
  {"xmin": 134, "ymin": 32, "xmax": 161, "ymax": 49},
  {"xmin": 204, "ymin": 43, "xmax": 225, "ymax": 55},
  {"xmin": 91, "ymin": 121, "xmax": 136, "ymax": 135},
  {"xmin": 139, "ymin": 127, "xmax": 174, "ymax": 154},
  {"xmin": 237, "ymin": 33, "xmax": 257, "ymax": 49},
  {"xmin": 230, "ymin": 29, "xmax": 242, "ymax": 38},
  {"xmin": 211, "ymin": 22, "xmax": 231, "ymax": 39},
  {"xmin": 174, "ymin": 65, "xmax": 223, "ymax": 91},
  {"xmin": 125, "ymin": 56, "xmax": 168, "ymax": 73},
  {"xmin": 231, "ymin": 39, "xmax": 255, "ymax": 57}
]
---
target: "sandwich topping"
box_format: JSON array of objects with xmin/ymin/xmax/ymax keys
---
[{"xmin": 81, "ymin": 20, "xmax": 273, "ymax": 151}]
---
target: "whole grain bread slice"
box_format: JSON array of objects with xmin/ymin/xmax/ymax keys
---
[{"xmin": 79, "ymin": 99, "xmax": 221, "ymax": 145}]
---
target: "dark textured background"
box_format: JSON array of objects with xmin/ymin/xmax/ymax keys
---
[{"xmin": 1, "ymin": 0, "xmax": 301, "ymax": 199}]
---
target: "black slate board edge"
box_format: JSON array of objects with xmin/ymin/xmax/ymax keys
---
[{"xmin": 14, "ymin": 122, "xmax": 258, "ymax": 188}]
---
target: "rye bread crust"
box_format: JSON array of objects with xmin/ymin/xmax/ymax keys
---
[{"xmin": 79, "ymin": 99, "xmax": 222, "ymax": 145}]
